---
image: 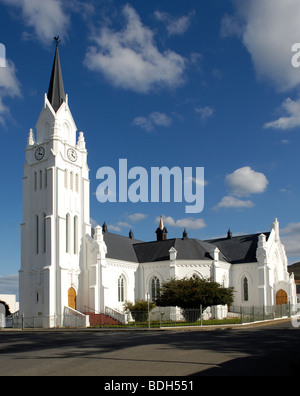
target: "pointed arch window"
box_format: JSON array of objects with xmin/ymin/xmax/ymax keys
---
[
  {"xmin": 66, "ymin": 214, "xmax": 70, "ymax": 253},
  {"xmin": 45, "ymin": 169, "xmax": 48, "ymax": 188},
  {"xmin": 118, "ymin": 276, "xmax": 126, "ymax": 302},
  {"xmin": 43, "ymin": 213, "xmax": 46, "ymax": 254},
  {"xmin": 64, "ymin": 169, "xmax": 68, "ymax": 189},
  {"xmin": 75, "ymin": 173, "xmax": 79, "ymax": 193},
  {"xmin": 70, "ymin": 171, "xmax": 74, "ymax": 191},
  {"xmin": 36, "ymin": 215, "xmax": 39, "ymax": 254},
  {"xmin": 34, "ymin": 172, "xmax": 37, "ymax": 191},
  {"xmin": 40, "ymin": 170, "xmax": 43, "ymax": 189},
  {"xmin": 243, "ymin": 277, "xmax": 249, "ymax": 302},
  {"xmin": 74, "ymin": 216, "xmax": 78, "ymax": 255},
  {"xmin": 151, "ymin": 277, "xmax": 160, "ymax": 301}
]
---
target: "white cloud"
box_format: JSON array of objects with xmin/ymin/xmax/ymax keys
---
[
  {"xmin": 195, "ymin": 106, "xmax": 215, "ymax": 120},
  {"xmin": 133, "ymin": 112, "xmax": 172, "ymax": 131},
  {"xmin": 214, "ymin": 195, "xmax": 254, "ymax": 210},
  {"xmin": 264, "ymin": 97, "xmax": 300, "ymax": 130},
  {"xmin": 127, "ymin": 213, "xmax": 148, "ymax": 222},
  {"xmin": 108, "ymin": 221, "xmax": 133, "ymax": 233},
  {"xmin": 215, "ymin": 166, "xmax": 268, "ymax": 211},
  {"xmin": 154, "ymin": 10, "xmax": 195, "ymax": 36},
  {"xmin": 220, "ymin": 13, "xmax": 244, "ymax": 39},
  {"xmin": 222, "ymin": 0, "xmax": 300, "ymax": 92},
  {"xmin": 0, "ymin": 274, "xmax": 19, "ymax": 296},
  {"xmin": 157, "ymin": 215, "xmax": 206, "ymax": 230},
  {"xmin": 0, "ymin": 0, "xmax": 70, "ymax": 45},
  {"xmin": 85, "ymin": 4, "xmax": 186, "ymax": 93},
  {"xmin": 184, "ymin": 176, "xmax": 207, "ymax": 188},
  {"xmin": 281, "ymin": 222, "xmax": 300, "ymax": 258},
  {"xmin": 225, "ymin": 166, "xmax": 269, "ymax": 196},
  {"xmin": 0, "ymin": 59, "xmax": 21, "ymax": 124}
]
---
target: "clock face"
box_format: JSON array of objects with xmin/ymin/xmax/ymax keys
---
[
  {"xmin": 67, "ymin": 148, "xmax": 77, "ymax": 162},
  {"xmin": 35, "ymin": 147, "xmax": 45, "ymax": 161}
]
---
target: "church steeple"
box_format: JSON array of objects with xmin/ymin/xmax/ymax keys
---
[
  {"xmin": 156, "ymin": 216, "xmax": 168, "ymax": 241},
  {"xmin": 47, "ymin": 40, "xmax": 66, "ymax": 113}
]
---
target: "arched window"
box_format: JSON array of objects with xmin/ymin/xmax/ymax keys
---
[
  {"xmin": 66, "ymin": 214, "xmax": 70, "ymax": 253},
  {"xmin": 75, "ymin": 173, "xmax": 79, "ymax": 193},
  {"xmin": 40, "ymin": 170, "xmax": 43, "ymax": 189},
  {"xmin": 243, "ymin": 277, "xmax": 249, "ymax": 302},
  {"xmin": 36, "ymin": 215, "xmax": 39, "ymax": 254},
  {"xmin": 74, "ymin": 216, "xmax": 78, "ymax": 255},
  {"xmin": 70, "ymin": 171, "xmax": 73, "ymax": 191},
  {"xmin": 34, "ymin": 172, "xmax": 37, "ymax": 191},
  {"xmin": 43, "ymin": 213, "xmax": 46, "ymax": 254},
  {"xmin": 151, "ymin": 277, "xmax": 160, "ymax": 301},
  {"xmin": 45, "ymin": 169, "xmax": 48, "ymax": 188},
  {"xmin": 118, "ymin": 276, "xmax": 125, "ymax": 302},
  {"xmin": 64, "ymin": 169, "xmax": 68, "ymax": 189}
]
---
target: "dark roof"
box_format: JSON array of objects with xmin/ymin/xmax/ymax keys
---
[
  {"xmin": 288, "ymin": 262, "xmax": 300, "ymax": 281},
  {"xmin": 133, "ymin": 238, "xmax": 225, "ymax": 263},
  {"xmin": 103, "ymin": 232, "xmax": 142, "ymax": 263},
  {"xmin": 206, "ymin": 232, "xmax": 270, "ymax": 264},
  {"xmin": 102, "ymin": 232, "xmax": 225, "ymax": 263},
  {"xmin": 133, "ymin": 239, "xmax": 175, "ymax": 263},
  {"xmin": 47, "ymin": 45, "xmax": 66, "ymax": 112},
  {"xmin": 100, "ymin": 228, "xmax": 269, "ymax": 265}
]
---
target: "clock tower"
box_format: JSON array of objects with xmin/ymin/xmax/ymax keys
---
[{"xmin": 19, "ymin": 44, "xmax": 91, "ymax": 326}]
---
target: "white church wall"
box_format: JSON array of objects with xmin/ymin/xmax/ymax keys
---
[
  {"xmin": 175, "ymin": 261, "xmax": 213, "ymax": 281},
  {"xmin": 141, "ymin": 261, "xmax": 172, "ymax": 301},
  {"xmin": 104, "ymin": 259, "xmax": 139, "ymax": 312},
  {"xmin": 230, "ymin": 263, "xmax": 260, "ymax": 307}
]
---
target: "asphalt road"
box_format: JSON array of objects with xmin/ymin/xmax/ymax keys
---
[{"xmin": 0, "ymin": 319, "xmax": 299, "ymax": 377}]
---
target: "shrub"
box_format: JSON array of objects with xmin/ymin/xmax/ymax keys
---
[{"xmin": 124, "ymin": 299, "xmax": 156, "ymax": 322}]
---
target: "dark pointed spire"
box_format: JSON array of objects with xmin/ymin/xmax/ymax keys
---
[
  {"xmin": 47, "ymin": 39, "xmax": 66, "ymax": 112},
  {"xmin": 102, "ymin": 222, "xmax": 107, "ymax": 233},
  {"xmin": 182, "ymin": 228, "xmax": 188, "ymax": 240},
  {"xmin": 227, "ymin": 228, "xmax": 232, "ymax": 239}
]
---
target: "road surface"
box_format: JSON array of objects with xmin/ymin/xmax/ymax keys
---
[{"xmin": 0, "ymin": 319, "xmax": 299, "ymax": 376}]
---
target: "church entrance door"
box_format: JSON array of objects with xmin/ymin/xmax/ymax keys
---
[
  {"xmin": 68, "ymin": 287, "xmax": 76, "ymax": 310},
  {"xmin": 276, "ymin": 289, "xmax": 287, "ymax": 305}
]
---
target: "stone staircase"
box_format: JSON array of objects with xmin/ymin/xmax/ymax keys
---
[
  {"xmin": 84, "ymin": 307, "xmax": 127, "ymax": 327},
  {"xmin": 86, "ymin": 312, "xmax": 122, "ymax": 327}
]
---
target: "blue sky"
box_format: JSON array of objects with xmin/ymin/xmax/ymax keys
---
[{"xmin": 1, "ymin": 0, "xmax": 300, "ymax": 296}]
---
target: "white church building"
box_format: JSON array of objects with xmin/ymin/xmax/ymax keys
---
[{"xmin": 19, "ymin": 45, "xmax": 297, "ymax": 327}]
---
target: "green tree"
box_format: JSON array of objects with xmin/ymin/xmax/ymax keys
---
[
  {"xmin": 155, "ymin": 276, "xmax": 234, "ymax": 321},
  {"xmin": 124, "ymin": 299, "xmax": 156, "ymax": 322}
]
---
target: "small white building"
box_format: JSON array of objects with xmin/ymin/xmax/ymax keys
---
[
  {"xmin": 19, "ymin": 46, "xmax": 297, "ymax": 327},
  {"xmin": 0, "ymin": 295, "xmax": 19, "ymax": 314}
]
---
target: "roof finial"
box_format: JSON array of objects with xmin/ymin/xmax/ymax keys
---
[
  {"xmin": 54, "ymin": 36, "xmax": 61, "ymax": 47},
  {"xmin": 159, "ymin": 215, "xmax": 164, "ymax": 230},
  {"xmin": 156, "ymin": 216, "xmax": 168, "ymax": 241}
]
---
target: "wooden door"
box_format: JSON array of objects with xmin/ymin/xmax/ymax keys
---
[
  {"xmin": 68, "ymin": 287, "xmax": 76, "ymax": 310},
  {"xmin": 276, "ymin": 289, "xmax": 287, "ymax": 305}
]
